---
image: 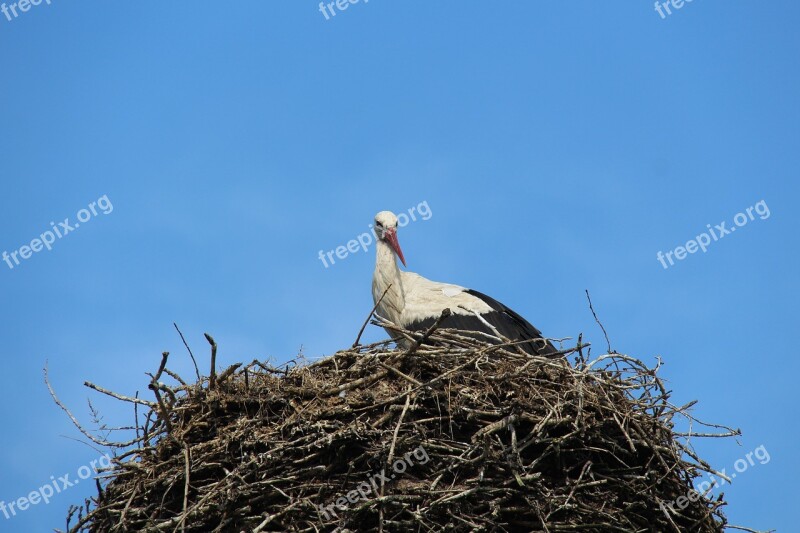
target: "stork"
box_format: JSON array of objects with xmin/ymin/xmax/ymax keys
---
[{"xmin": 371, "ymin": 211, "xmax": 557, "ymax": 357}]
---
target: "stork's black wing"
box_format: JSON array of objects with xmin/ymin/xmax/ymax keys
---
[
  {"xmin": 464, "ymin": 289, "xmax": 558, "ymax": 356},
  {"xmin": 406, "ymin": 289, "xmax": 558, "ymax": 357}
]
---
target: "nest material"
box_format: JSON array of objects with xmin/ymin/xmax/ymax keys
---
[{"xmin": 59, "ymin": 319, "xmax": 743, "ymax": 533}]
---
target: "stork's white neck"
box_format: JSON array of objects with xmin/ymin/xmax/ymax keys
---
[{"xmin": 372, "ymin": 239, "xmax": 405, "ymax": 322}]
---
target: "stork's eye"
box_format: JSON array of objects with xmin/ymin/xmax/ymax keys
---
[{"xmin": 375, "ymin": 221, "xmax": 383, "ymax": 228}]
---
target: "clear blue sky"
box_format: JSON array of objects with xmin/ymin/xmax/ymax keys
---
[{"xmin": 1, "ymin": 1, "xmax": 797, "ymax": 531}]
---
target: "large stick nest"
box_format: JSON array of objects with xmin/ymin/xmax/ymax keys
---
[{"xmin": 57, "ymin": 318, "xmax": 744, "ymax": 533}]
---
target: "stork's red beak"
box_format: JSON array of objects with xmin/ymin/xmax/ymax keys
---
[{"xmin": 385, "ymin": 229, "xmax": 406, "ymax": 267}]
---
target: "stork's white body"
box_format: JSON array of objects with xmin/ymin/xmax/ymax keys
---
[
  {"xmin": 372, "ymin": 238, "xmax": 492, "ymax": 327},
  {"xmin": 370, "ymin": 211, "xmax": 556, "ymax": 356}
]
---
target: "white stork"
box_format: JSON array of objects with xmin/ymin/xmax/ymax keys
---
[{"xmin": 371, "ymin": 211, "xmax": 557, "ymax": 356}]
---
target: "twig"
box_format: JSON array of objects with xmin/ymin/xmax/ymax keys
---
[
  {"xmin": 148, "ymin": 352, "xmax": 173, "ymax": 434},
  {"xmin": 381, "ymin": 387, "xmax": 412, "ymax": 533},
  {"xmin": 44, "ymin": 363, "xmax": 114, "ymax": 447},
  {"xmin": 174, "ymin": 323, "xmax": 201, "ymax": 381},
  {"xmin": 217, "ymin": 363, "xmax": 242, "ymax": 384},
  {"xmin": 204, "ymin": 333, "xmax": 217, "ymax": 390},
  {"xmin": 405, "ymin": 308, "xmax": 452, "ymax": 356},
  {"xmin": 585, "ymin": 289, "xmax": 613, "ymax": 353},
  {"xmin": 83, "ymin": 381, "xmax": 156, "ymax": 408},
  {"xmin": 354, "ymin": 284, "xmax": 392, "ymax": 348},
  {"xmin": 175, "ymin": 444, "xmax": 191, "ymax": 533}
]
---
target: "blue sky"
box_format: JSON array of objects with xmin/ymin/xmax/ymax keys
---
[{"xmin": 1, "ymin": 1, "xmax": 797, "ymax": 530}]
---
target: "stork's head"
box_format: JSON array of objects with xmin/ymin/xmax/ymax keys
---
[{"xmin": 374, "ymin": 211, "xmax": 406, "ymax": 267}]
